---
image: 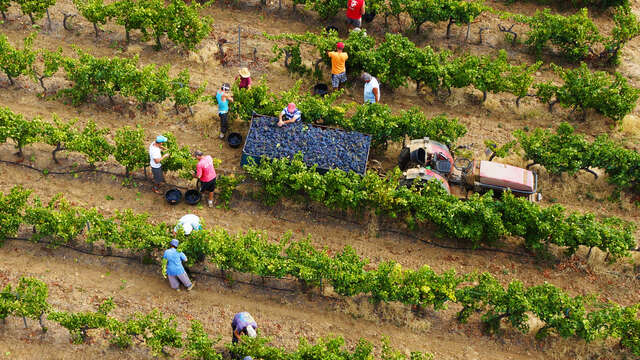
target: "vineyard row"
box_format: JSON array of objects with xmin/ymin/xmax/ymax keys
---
[
  {"xmin": 0, "ymin": 105, "xmax": 637, "ymax": 258},
  {"xmin": 1, "ymin": 187, "xmax": 639, "ymax": 357},
  {"xmin": 0, "ymin": 277, "xmax": 432, "ymax": 359},
  {"xmin": 2, "ymin": 0, "xmax": 638, "ymax": 66},
  {"xmin": 269, "ymin": 29, "xmax": 639, "ymax": 122},
  {"xmin": 0, "ymin": 107, "xmax": 243, "ymax": 207},
  {"xmin": 243, "ymin": 154, "xmax": 636, "ymax": 259},
  {"xmin": 1, "ymin": 0, "xmax": 212, "ymax": 50}
]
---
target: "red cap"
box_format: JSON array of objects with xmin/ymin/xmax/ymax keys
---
[
  {"xmin": 287, "ymin": 102, "xmax": 296, "ymax": 112},
  {"xmin": 336, "ymin": 42, "xmax": 344, "ymax": 49}
]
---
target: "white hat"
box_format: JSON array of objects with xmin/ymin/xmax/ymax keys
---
[
  {"xmin": 246, "ymin": 326, "xmax": 257, "ymax": 338},
  {"xmin": 183, "ymin": 223, "xmax": 193, "ymax": 235}
]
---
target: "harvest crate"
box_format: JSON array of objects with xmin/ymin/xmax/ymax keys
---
[{"xmin": 240, "ymin": 113, "xmax": 371, "ymax": 175}]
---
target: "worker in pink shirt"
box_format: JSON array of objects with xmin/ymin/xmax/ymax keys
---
[{"xmin": 193, "ymin": 150, "xmax": 217, "ymax": 207}]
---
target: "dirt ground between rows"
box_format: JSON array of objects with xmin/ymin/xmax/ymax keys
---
[{"xmin": 1, "ymin": 0, "xmax": 640, "ymax": 359}]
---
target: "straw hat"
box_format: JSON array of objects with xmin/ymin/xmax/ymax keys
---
[{"xmin": 239, "ymin": 67, "xmax": 251, "ymax": 78}]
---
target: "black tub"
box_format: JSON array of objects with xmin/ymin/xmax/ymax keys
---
[
  {"xmin": 185, "ymin": 189, "xmax": 201, "ymax": 205},
  {"xmin": 363, "ymin": 10, "xmax": 376, "ymax": 23},
  {"xmin": 165, "ymin": 188, "xmax": 182, "ymax": 205},
  {"xmin": 313, "ymin": 83, "xmax": 329, "ymax": 96},
  {"xmin": 228, "ymin": 132, "xmax": 243, "ymax": 148}
]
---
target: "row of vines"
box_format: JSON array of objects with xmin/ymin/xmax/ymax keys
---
[
  {"xmin": 3, "ymin": 0, "xmax": 638, "ymax": 64},
  {"xmin": 294, "ymin": 0, "xmax": 639, "ymax": 65},
  {"xmin": 243, "ymin": 154, "xmax": 636, "ymax": 259},
  {"xmin": 515, "ymin": 122, "xmax": 640, "ymax": 194},
  {"xmin": 1, "ymin": 0, "xmax": 213, "ymax": 50},
  {"xmin": 0, "ymin": 107, "xmax": 242, "ymax": 207},
  {"xmin": 268, "ymin": 29, "xmax": 640, "ymax": 122},
  {"xmin": 1, "ymin": 188, "xmax": 639, "ymax": 356},
  {"xmin": 230, "ymin": 80, "xmax": 467, "ymax": 149},
  {"xmin": 0, "ymin": 277, "xmax": 431, "ymax": 359},
  {"xmin": 0, "ymin": 34, "xmax": 206, "ymax": 111}
]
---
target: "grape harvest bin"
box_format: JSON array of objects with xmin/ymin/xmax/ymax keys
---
[{"xmin": 240, "ymin": 113, "xmax": 371, "ymax": 175}]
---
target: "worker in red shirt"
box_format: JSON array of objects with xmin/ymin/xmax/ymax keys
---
[
  {"xmin": 193, "ymin": 150, "xmax": 217, "ymax": 207},
  {"xmin": 346, "ymin": 0, "xmax": 365, "ymax": 30}
]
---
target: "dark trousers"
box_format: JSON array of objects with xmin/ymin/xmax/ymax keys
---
[{"xmin": 219, "ymin": 112, "xmax": 229, "ymax": 134}]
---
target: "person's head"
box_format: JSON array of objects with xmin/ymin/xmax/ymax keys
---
[
  {"xmin": 193, "ymin": 150, "xmax": 204, "ymax": 160},
  {"xmin": 336, "ymin": 42, "xmax": 344, "ymax": 51},
  {"xmin": 239, "ymin": 67, "xmax": 250, "ymax": 79},
  {"xmin": 155, "ymin": 135, "xmax": 168, "ymax": 148},
  {"xmin": 170, "ymin": 239, "xmax": 179, "ymax": 248},
  {"xmin": 287, "ymin": 102, "xmax": 296, "ymax": 113},
  {"xmin": 245, "ymin": 326, "xmax": 257, "ymax": 338},
  {"xmin": 221, "ymin": 83, "xmax": 230, "ymax": 92},
  {"xmin": 362, "ymin": 73, "xmax": 372, "ymax": 83}
]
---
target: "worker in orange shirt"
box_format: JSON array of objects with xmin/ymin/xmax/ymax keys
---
[{"xmin": 327, "ymin": 42, "xmax": 348, "ymax": 91}]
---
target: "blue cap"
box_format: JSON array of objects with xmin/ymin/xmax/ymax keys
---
[
  {"xmin": 170, "ymin": 239, "xmax": 179, "ymax": 247},
  {"xmin": 156, "ymin": 135, "xmax": 168, "ymax": 143},
  {"xmin": 243, "ymin": 357, "xmax": 253, "ymax": 360}
]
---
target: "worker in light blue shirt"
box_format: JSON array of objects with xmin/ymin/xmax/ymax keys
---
[
  {"xmin": 216, "ymin": 83, "xmax": 234, "ymax": 139},
  {"xmin": 162, "ymin": 239, "xmax": 194, "ymax": 291}
]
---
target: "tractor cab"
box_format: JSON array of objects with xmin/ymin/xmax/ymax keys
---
[{"xmin": 398, "ymin": 137, "xmax": 453, "ymax": 176}]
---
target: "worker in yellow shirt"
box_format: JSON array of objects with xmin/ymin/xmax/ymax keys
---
[{"xmin": 327, "ymin": 42, "xmax": 348, "ymax": 91}]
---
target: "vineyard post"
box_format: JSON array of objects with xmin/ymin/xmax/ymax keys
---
[
  {"xmin": 237, "ymin": 25, "xmax": 241, "ymax": 64},
  {"xmin": 478, "ymin": 26, "xmax": 489, "ymax": 45},
  {"xmin": 46, "ymin": 9, "xmax": 51, "ymax": 31}
]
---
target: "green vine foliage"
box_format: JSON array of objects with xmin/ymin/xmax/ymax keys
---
[
  {"xmin": 0, "ymin": 185, "xmax": 31, "ymax": 243},
  {"xmin": 0, "ymin": 33, "xmax": 36, "ymax": 86},
  {"xmin": 2, "ymin": 194, "xmax": 640, "ymax": 356},
  {"xmin": 267, "ymin": 30, "xmax": 638, "ymax": 121},
  {"xmin": 244, "ymin": 154, "xmax": 636, "ymax": 258},
  {"xmin": 114, "ymin": 125, "xmax": 148, "ymax": 177},
  {"xmin": 14, "ymin": 0, "xmax": 55, "ymax": 24},
  {"xmin": 515, "ymin": 123, "xmax": 640, "ymax": 193},
  {"xmin": 229, "ymin": 80, "xmax": 466, "ymax": 150},
  {"xmin": 0, "ymin": 275, "xmax": 435, "ymax": 359},
  {"xmin": 0, "ymin": 108, "xmax": 214, "ymax": 186},
  {"xmin": 216, "ymin": 174, "xmax": 245, "ymax": 209}
]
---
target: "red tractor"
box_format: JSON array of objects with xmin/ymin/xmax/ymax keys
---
[{"xmin": 399, "ymin": 138, "xmax": 541, "ymax": 201}]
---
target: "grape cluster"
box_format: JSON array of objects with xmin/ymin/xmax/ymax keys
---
[{"xmin": 244, "ymin": 116, "xmax": 370, "ymax": 174}]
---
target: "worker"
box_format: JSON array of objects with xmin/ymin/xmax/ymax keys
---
[
  {"xmin": 346, "ymin": 0, "xmax": 365, "ymax": 30},
  {"xmin": 231, "ymin": 312, "xmax": 258, "ymax": 344},
  {"xmin": 173, "ymin": 214, "xmax": 202, "ymax": 236},
  {"xmin": 236, "ymin": 67, "xmax": 252, "ymax": 89},
  {"xmin": 216, "ymin": 83, "xmax": 234, "ymax": 140},
  {"xmin": 162, "ymin": 239, "xmax": 194, "ymax": 291},
  {"xmin": 277, "ymin": 102, "xmax": 301, "ymax": 127},
  {"xmin": 327, "ymin": 42, "xmax": 348, "ymax": 91},
  {"xmin": 149, "ymin": 135, "xmax": 170, "ymax": 194},
  {"xmin": 362, "ymin": 72, "xmax": 380, "ymax": 104},
  {"xmin": 193, "ymin": 150, "xmax": 217, "ymax": 208}
]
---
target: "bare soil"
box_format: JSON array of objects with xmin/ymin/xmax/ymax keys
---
[{"xmin": 0, "ymin": 0, "xmax": 639, "ymax": 359}]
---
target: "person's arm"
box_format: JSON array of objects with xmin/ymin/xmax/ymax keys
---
[
  {"xmin": 284, "ymin": 113, "xmax": 300, "ymax": 124},
  {"xmin": 361, "ymin": 0, "xmax": 365, "ymax": 15},
  {"xmin": 278, "ymin": 111, "xmax": 285, "ymax": 126},
  {"xmin": 195, "ymin": 163, "xmax": 203, "ymax": 179},
  {"xmin": 180, "ymin": 252, "xmax": 187, "ymax": 263},
  {"xmin": 373, "ymin": 87, "xmax": 379, "ymax": 103},
  {"xmin": 246, "ymin": 78, "xmax": 252, "ymax": 89},
  {"xmin": 224, "ymin": 93, "xmax": 234, "ymax": 102},
  {"xmin": 153, "ymin": 154, "xmax": 169, "ymax": 165},
  {"xmin": 234, "ymin": 329, "xmax": 243, "ymax": 343}
]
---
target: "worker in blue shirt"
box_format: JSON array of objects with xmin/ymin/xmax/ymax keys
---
[
  {"xmin": 231, "ymin": 311, "xmax": 258, "ymax": 343},
  {"xmin": 162, "ymin": 239, "xmax": 194, "ymax": 291}
]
